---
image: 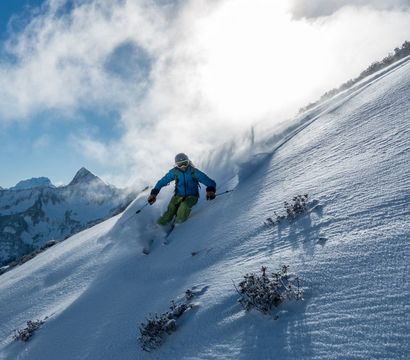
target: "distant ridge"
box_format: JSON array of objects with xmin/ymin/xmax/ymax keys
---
[
  {"xmin": 0, "ymin": 168, "xmax": 137, "ymax": 267},
  {"xmin": 11, "ymin": 177, "xmax": 54, "ymax": 190}
]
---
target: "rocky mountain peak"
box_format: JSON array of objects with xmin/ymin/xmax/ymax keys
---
[{"xmin": 68, "ymin": 167, "xmax": 105, "ymax": 186}]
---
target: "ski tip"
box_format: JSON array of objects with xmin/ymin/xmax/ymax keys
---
[{"xmin": 142, "ymin": 238, "xmax": 155, "ymax": 255}]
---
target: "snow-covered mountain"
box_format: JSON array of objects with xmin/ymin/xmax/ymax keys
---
[
  {"xmin": 68, "ymin": 167, "xmax": 105, "ymax": 187},
  {"xmin": 10, "ymin": 177, "xmax": 55, "ymax": 190},
  {"xmin": 0, "ymin": 168, "xmax": 138, "ymax": 267},
  {"xmin": 0, "ymin": 58, "xmax": 409, "ymax": 359}
]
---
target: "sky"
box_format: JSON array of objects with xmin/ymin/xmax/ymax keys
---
[{"xmin": 0, "ymin": 0, "xmax": 409, "ymax": 189}]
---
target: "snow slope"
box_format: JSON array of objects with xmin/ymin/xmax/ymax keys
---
[{"xmin": 0, "ymin": 58, "xmax": 409, "ymax": 360}]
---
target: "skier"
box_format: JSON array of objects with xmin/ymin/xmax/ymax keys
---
[{"xmin": 147, "ymin": 153, "xmax": 216, "ymax": 226}]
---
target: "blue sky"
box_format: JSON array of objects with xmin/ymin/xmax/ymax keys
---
[
  {"xmin": 0, "ymin": 108, "xmax": 123, "ymax": 186},
  {"xmin": 0, "ymin": 1, "xmax": 42, "ymax": 35},
  {"xmin": 0, "ymin": 0, "xmax": 409, "ymax": 189},
  {"xmin": 0, "ymin": 0, "xmax": 136, "ymax": 187}
]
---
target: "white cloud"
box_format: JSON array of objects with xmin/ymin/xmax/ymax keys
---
[
  {"xmin": 72, "ymin": 135, "xmax": 111, "ymax": 164},
  {"xmin": 1, "ymin": 0, "xmax": 410, "ymax": 188},
  {"xmin": 290, "ymin": 0, "xmax": 410, "ymax": 19},
  {"xmin": 0, "ymin": 0, "xmax": 167, "ymax": 120}
]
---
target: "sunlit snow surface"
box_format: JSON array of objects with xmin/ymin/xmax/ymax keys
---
[{"xmin": 0, "ymin": 59, "xmax": 409, "ymax": 359}]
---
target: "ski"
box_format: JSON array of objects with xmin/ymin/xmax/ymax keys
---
[
  {"xmin": 163, "ymin": 223, "xmax": 175, "ymax": 245},
  {"xmin": 191, "ymin": 247, "xmax": 213, "ymax": 257},
  {"xmin": 142, "ymin": 239, "xmax": 154, "ymax": 255}
]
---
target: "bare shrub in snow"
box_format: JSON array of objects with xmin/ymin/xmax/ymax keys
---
[
  {"xmin": 284, "ymin": 194, "xmax": 309, "ymax": 218},
  {"xmin": 138, "ymin": 290, "xmax": 196, "ymax": 352},
  {"xmin": 13, "ymin": 319, "xmax": 45, "ymax": 342},
  {"xmin": 265, "ymin": 194, "xmax": 316, "ymax": 226},
  {"xmin": 234, "ymin": 266, "xmax": 303, "ymax": 318}
]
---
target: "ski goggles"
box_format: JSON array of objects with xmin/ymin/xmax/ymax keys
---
[{"xmin": 176, "ymin": 160, "xmax": 189, "ymax": 168}]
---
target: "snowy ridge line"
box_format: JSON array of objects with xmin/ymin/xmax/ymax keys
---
[
  {"xmin": 297, "ymin": 54, "xmax": 410, "ymax": 120},
  {"xmin": 265, "ymin": 56, "xmax": 410, "ymax": 156}
]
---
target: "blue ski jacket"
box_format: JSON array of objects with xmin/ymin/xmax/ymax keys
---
[{"xmin": 151, "ymin": 166, "xmax": 216, "ymax": 198}]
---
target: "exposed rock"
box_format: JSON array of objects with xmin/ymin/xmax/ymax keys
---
[{"xmin": 0, "ymin": 168, "xmax": 138, "ymax": 267}]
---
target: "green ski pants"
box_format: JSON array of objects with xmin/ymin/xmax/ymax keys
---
[{"xmin": 157, "ymin": 195, "xmax": 198, "ymax": 225}]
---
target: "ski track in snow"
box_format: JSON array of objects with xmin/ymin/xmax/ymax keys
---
[{"xmin": 0, "ymin": 58, "xmax": 409, "ymax": 359}]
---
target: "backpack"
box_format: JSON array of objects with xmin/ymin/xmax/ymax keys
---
[{"xmin": 173, "ymin": 165, "xmax": 200, "ymax": 194}]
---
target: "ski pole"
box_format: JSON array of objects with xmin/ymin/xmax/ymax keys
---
[
  {"xmin": 120, "ymin": 202, "xmax": 149, "ymax": 226},
  {"xmin": 136, "ymin": 203, "xmax": 149, "ymax": 214},
  {"xmin": 215, "ymin": 189, "xmax": 235, "ymax": 197},
  {"xmin": 121, "ymin": 213, "xmax": 137, "ymax": 226}
]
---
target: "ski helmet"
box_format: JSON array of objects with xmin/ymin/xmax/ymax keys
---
[
  {"xmin": 175, "ymin": 153, "xmax": 189, "ymax": 163},
  {"xmin": 175, "ymin": 153, "xmax": 190, "ymax": 168}
]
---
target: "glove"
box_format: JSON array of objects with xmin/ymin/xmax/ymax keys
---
[
  {"xmin": 148, "ymin": 188, "xmax": 159, "ymax": 205},
  {"xmin": 206, "ymin": 191, "xmax": 215, "ymax": 200},
  {"xmin": 206, "ymin": 186, "xmax": 216, "ymax": 200}
]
